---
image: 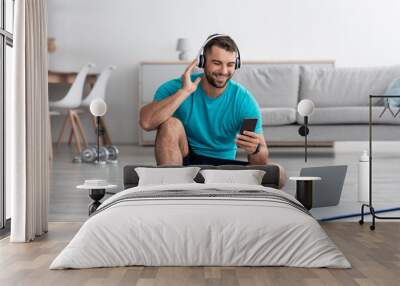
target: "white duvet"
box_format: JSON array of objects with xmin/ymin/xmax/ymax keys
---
[{"xmin": 50, "ymin": 183, "xmax": 351, "ymax": 269}]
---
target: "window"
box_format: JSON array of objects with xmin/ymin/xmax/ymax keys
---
[
  {"xmin": 1, "ymin": 0, "xmax": 14, "ymax": 231},
  {"xmin": 5, "ymin": 0, "xmax": 13, "ymax": 33}
]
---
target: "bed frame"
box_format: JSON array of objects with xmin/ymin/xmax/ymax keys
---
[{"xmin": 123, "ymin": 165, "xmax": 280, "ymax": 190}]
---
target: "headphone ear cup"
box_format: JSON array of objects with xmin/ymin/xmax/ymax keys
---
[
  {"xmin": 235, "ymin": 57, "xmax": 241, "ymax": 70},
  {"xmin": 198, "ymin": 55, "xmax": 205, "ymax": 68}
]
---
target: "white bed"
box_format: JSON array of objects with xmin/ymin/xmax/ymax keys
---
[{"xmin": 50, "ymin": 183, "xmax": 351, "ymax": 269}]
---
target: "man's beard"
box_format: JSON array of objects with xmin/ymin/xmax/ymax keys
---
[{"xmin": 204, "ymin": 71, "xmax": 233, "ymax": 89}]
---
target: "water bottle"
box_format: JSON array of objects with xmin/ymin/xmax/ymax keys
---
[{"xmin": 358, "ymin": 150, "xmax": 369, "ymax": 203}]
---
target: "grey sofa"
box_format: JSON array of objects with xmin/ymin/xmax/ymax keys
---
[{"xmin": 233, "ymin": 64, "xmax": 400, "ymax": 142}]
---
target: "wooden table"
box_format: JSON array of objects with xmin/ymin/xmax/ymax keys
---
[{"xmin": 48, "ymin": 70, "xmax": 98, "ymax": 86}]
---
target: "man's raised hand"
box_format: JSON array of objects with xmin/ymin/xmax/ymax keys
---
[{"xmin": 181, "ymin": 59, "xmax": 202, "ymax": 94}]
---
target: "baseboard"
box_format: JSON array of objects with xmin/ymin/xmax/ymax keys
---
[
  {"xmin": 138, "ymin": 141, "xmax": 334, "ymax": 148},
  {"xmin": 268, "ymin": 141, "xmax": 334, "ymax": 147}
]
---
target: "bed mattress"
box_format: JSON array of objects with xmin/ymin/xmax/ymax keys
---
[{"xmin": 50, "ymin": 183, "xmax": 350, "ymax": 269}]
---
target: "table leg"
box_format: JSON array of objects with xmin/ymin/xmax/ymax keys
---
[{"xmin": 296, "ymin": 181, "xmax": 313, "ymax": 210}]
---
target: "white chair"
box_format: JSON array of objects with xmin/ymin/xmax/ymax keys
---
[
  {"xmin": 49, "ymin": 63, "xmax": 95, "ymax": 154},
  {"xmin": 79, "ymin": 65, "xmax": 116, "ymax": 146}
]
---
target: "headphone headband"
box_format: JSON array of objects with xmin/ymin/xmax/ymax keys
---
[
  {"xmin": 197, "ymin": 34, "xmax": 241, "ymax": 69},
  {"xmin": 198, "ymin": 34, "xmax": 230, "ymax": 55}
]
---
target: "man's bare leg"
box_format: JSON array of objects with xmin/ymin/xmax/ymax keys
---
[{"xmin": 155, "ymin": 117, "xmax": 189, "ymax": 165}]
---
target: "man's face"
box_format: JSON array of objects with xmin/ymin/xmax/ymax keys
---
[{"xmin": 204, "ymin": 46, "xmax": 236, "ymax": 89}]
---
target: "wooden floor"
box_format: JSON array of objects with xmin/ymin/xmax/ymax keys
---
[
  {"xmin": 2, "ymin": 143, "xmax": 400, "ymax": 285},
  {"xmin": 1, "ymin": 222, "xmax": 399, "ymax": 286}
]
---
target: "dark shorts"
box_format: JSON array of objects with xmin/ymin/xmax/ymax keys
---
[{"xmin": 183, "ymin": 150, "xmax": 248, "ymax": 166}]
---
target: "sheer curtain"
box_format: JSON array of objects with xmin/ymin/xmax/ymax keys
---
[{"xmin": 7, "ymin": 0, "xmax": 49, "ymax": 242}]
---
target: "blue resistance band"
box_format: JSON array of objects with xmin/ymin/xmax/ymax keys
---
[{"xmin": 319, "ymin": 207, "xmax": 400, "ymax": 222}]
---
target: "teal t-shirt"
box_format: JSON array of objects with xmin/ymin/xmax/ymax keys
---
[{"xmin": 154, "ymin": 73, "xmax": 263, "ymax": 160}]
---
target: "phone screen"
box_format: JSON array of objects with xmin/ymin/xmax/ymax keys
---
[{"xmin": 240, "ymin": 118, "xmax": 258, "ymax": 135}]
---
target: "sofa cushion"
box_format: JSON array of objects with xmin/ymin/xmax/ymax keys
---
[
  {"xmin": 232, "ymin": 66, "xmax": 299, "ymax": 108},
  {"xmin": 296, "ymin": 106, "xmax": 400, "ymax": 125},
  {"xmin": 300, "ymin": 65, "xmax": 400, "ymax": 107},
  {"xmin": 261, "ymin": 107, "xmax": 297, "ymax": 126}
]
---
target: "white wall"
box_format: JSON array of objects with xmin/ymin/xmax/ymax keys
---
[{"xmin": 48, "ymin": 0, "xmax": 400, "ymax": 144}]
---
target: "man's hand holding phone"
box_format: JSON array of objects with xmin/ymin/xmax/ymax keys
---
[
  {"xmin": 236, "ymin": 118, "xmax": 262, "ymax": 154},
  {"xmin": 180, "ymin": 59, "xmax": 202, "ymax": 96}
]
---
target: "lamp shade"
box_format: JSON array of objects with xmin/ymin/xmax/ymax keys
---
[
  {"xmin": 90, "ymin": 99, "xmax": 107, "ymax": 116},
  {"xmin": 297, "ymin": 99, "xmax": 315, "ymax": 116},
  {"xmin": 176, "ymin": 38, "xmax": 189, "ymax": 51}
]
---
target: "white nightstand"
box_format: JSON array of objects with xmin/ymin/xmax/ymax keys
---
[{"xmin": 77, "ymin": 180, "xmax": 117, "ymax": 215}]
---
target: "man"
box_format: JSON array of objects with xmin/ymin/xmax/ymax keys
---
[{"xmin": 139, "ymin": 34, "xmax": 285, "ymax": 186}]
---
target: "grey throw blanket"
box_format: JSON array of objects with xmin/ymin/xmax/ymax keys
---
[{"xmin": 92, "ymin": 189, "xmax": 311, "ymax": 217}]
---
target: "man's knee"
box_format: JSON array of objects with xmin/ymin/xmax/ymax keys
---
[
  {"xmin": 155, "ymin": 117, "xmax": 189, "ymax": 158},
  {"xmin": 157, "ymin": 117, "xmax": 185, "ymax": 140}
]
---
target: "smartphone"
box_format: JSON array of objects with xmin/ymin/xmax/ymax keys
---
[{"xmin": 240, "ymin": 118, "xmax": 258, "ymax": 135}]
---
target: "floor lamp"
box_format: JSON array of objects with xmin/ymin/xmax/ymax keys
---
[
  {"xmin": 90, "ymin": 99, "xmax": 107, "ymax": 164},
  {"xmin": 297, "ymin": 99, "xmax": 315, "ymax": 162}
]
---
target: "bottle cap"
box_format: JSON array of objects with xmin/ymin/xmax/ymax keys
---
[{"xmin": 360, "ymin": 150, "xmax": 369, "ymax": 162}]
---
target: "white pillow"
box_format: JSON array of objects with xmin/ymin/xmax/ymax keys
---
[
  {"xmin": 135, "ymin": 167, "xmax": 201, "ymax": 186},
  {"xmin": 200, "ymin": 169, "xmax": 266, "ymax": 185}
]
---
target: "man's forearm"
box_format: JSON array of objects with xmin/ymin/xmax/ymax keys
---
[
  {"xmin": 248, "ymin": 143, "xmax": 268, "ymax": 165},
  {"xmin": 140, "ymin": 89, "xmax": 189, "ymax": 131}
]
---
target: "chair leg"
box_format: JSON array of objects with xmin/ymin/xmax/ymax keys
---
[
  {"xmin": 56, "ymin": 114, "xmax": 70, "ymax": 147},
  {"xmin": 72, "ymin": 111, "xmax": 88, "ymax": 148},
  {"xmin": 67, "ymin": 128, "xmax": 74, "ymax": 145},
  {"xmin": 69, "ymin": 110, "xmax": 82, "ymax": 153}
]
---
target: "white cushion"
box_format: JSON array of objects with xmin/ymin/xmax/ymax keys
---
[
  {"xmin": 200, "ymin": 169, "xmax": 266, "ymax": 185},
  {"xmin": 135, "ymin": 167, "xmax": 200, "ymax": 186}
]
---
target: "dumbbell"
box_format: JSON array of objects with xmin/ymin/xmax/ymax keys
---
[
  {"xmin": 80, "ymin": 146, "xmax": 109, "ymax": 163},
  {"xmin": 97, "ymin": 146, "xmax": 110, "ymax": 164},
  {"xmin": 81, "ymin": 146, "xmax": 97, "ymax": 163},
  {"xmin": 78, "ymin": 145, "xmax": 119, "ymax": 163},
  {"xmin": 106, "ymin": 145, "xmax": 119, "ymax": 163}
]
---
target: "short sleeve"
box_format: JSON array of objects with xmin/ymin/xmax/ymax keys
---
[
  {"xmin": 239, "ymin": 91, "xmax": 263, "ymax": 134},
  {"xmin": 153, "ymin": 78, "xmax": 182, "ymax": 102}
]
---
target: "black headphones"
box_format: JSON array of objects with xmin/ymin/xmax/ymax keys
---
[{"xmin": 197, "ymin": 34, "xmax": 241, "ymax": 70}]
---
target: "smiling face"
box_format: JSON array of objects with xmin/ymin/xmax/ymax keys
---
[{"xmin": 203, "ymin": 46, "xmax": 237, "ymax": 89}]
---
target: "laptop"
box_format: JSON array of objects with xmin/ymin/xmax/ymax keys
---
[{"xmin": 300, "ymin": 165, "xmax": 348, "ymax": 207}]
